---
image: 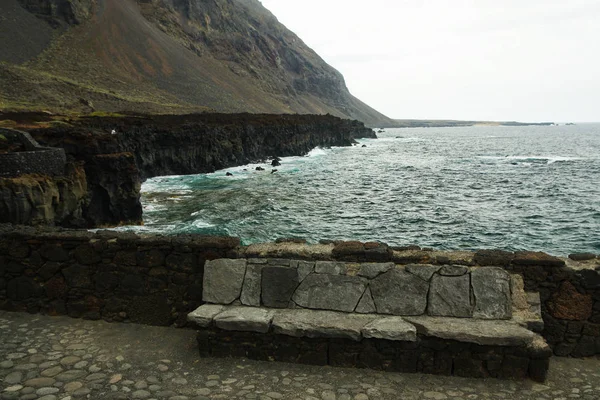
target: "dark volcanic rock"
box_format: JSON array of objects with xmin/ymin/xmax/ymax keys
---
[
  {"xmin": 20, "ymin": 113, "xmax": 374, "ymax": 227},
  {"xmin": 569, "ymin": 253, "xmax": 597, "ymax": 261},
  {"xmin": 261, "ymin": 266, "xmax": 299, "ymax": 308}
]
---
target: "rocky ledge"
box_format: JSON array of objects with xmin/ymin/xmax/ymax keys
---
[{"xmin": 1, "ymin": 113, "xmax": 375, "ymax": 227}]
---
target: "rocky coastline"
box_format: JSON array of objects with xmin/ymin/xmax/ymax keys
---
[{"xmin": 0, "ymin": 113, "xmax": 376, "ymax": 227}]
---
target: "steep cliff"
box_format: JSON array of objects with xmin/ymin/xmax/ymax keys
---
[
  {"xmin": 29, "ymin": 113, "xmax": 376, "ymax": 180},
  {"xmin": 7, "ymin": 113, "xmax": 374, "ymax": 226},
  {"xmin": 0, "ymin": 162, "xmax": 88, "ymax": 226},
  {"xmin": 0, "ymin": 0, "xmax": 395, "ymax": 126}
]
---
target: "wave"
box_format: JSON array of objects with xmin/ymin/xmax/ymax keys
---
[{"xmin": 477, "ymin": 155, "xmax": 582, "ymax": 165}]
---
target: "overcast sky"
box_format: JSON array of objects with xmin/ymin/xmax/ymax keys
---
[{"xmin": 260, "ymin": 0, "xmax": 600, "ymax": 122}]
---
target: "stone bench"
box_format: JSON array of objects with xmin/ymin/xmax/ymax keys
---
[{"xmin": 188, "ymin": 258, "xmax": 551, "ymax": 381}]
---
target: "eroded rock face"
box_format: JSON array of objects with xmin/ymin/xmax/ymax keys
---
[
  {"xmin": 547, "ymin": 281, "xmax": 593, "ymax": 321},
  {"xmin": 23, "ymin": 114, "xmax": 373, "ymax": 228},
  {"xmin": 370, "ymin": 268, "xmax": 429, "ymax": 315},
  {"xmin": 0, "ymin": 162, "xmax": 87, "ymax": 227},
  {"xmin": 17, "ymin": 0, "xmax": 95, "ymax": 27}
]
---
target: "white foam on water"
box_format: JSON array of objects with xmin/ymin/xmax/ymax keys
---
[
  {"xmin": 191, "ymin": 219, "xmax": 215, "ymax": 229},
  {"xmin": 142, "ymin": 203, "xmax": 168, "ymax": 212}
]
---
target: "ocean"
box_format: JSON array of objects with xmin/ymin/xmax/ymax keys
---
[{"xmin": 126, "ymin": 124, "xmax": 600, "ymax": 256}]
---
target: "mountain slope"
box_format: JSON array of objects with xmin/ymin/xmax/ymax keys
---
[{"xmin": 0, "ymin": 0, "xmax": 395, "ymax": 126}]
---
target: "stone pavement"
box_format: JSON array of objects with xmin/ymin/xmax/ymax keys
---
[{"xmin": 1, "ymin": 312, "xmax": 599, "ymax": 400}]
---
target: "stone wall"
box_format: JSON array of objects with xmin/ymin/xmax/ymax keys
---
[
  {"xmin": 0, "ymin": 148, "xmax": 67, "ymax": 178},
  {"xmin": 203, "ymin": 259, "xmax": 515, "ymax": 320},
  {"xmin": 197, "ymin": 329, "xmax": 551, "ymax": 382},
  {"xmin": 0, "ymin": 225, "xmax": 239, "ymax": 326},
  {"xmin": 0, "ymin": 226, "xmax": 599, "ymax": 356},
  {"xmin": 0, "ymin": 128, "xmax": 66, "ymax": 178}
]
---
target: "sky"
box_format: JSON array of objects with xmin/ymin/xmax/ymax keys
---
[{"xmin": 259, "ymin": 0, "xmax": 600, "ymax": 122}]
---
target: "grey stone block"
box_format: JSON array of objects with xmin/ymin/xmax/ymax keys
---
[
  {"xmin": 202, "ymin": 259, "xmax": 247, "ymax": 304},
  {"xmin": 240, "ymin": 264, "xmax": 264, "ymax": 307},
  {"xmin": 272, "ymin": 309, "xmax": 376, "ymax": 341},
  {"xmin": 362, "ymin": 317, "xmax": 417, "ymax": 341},
  {"xmin": 370, "ymin": 268, "xmax": 429, "ymax": 315},
  {"xmin": 472, "ymin": 267, "xmax": 511, "ymax": 320},
  {"xmin": 439, "ymin": 265, "xmax": 468, "ymax": 276},
  {"xmin": 405, "ymin": 316, "xmax": 535, "ymax": 346},
  {"xmin": 355, "ymin": 287, "xmax": 376, "ymax": 314},
  {"xmin": 297, "ymin": 261, "xmax": 315, "ymax": 281},
  {"xmin": 261, "ymin": 266, "xmax": 299, "ymax": 308},
  {"xmin": 214, "ymin": 306, "xmax": 275, "ymax": 333},
  {"xmin": 292, "ymin": 274, "xmax": 367, "ymax": 312},
  {"xmin": 187, "ymin": 304, "xmax": 225, "ymax": 327},
  {"xmin": 315, "ymin": 261, "xmax": 347, "ymax": 275},
  {"xmin": 428, "ymin": 273, "xmax": 473, "ymax": 317},
  {"xmin": 357, "ymin": 262, "xmax": 394, "ymax": 279},
  {"xmin": 511, "ymin": 274, "xmax": 529, "ymax": 311},
  {"xmin": 405, "ymin": 264, "xmax": 440, "ymax": 281}
]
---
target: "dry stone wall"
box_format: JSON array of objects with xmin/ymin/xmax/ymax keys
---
[
  {"xmin": 0, "ymin": 225, "xmax": 599, "ymax": 357},
  {"xmin": 202, "ymin": 259, "xmax": 514, "ymax": 320},
  {"xmin": 0, "ymin": 128, "xmax": 66, "ymax": 178}
]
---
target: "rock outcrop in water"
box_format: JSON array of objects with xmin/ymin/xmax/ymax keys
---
[{"xmin": 11, "ymin": 113, "xmax": 375, "ymax": 226}]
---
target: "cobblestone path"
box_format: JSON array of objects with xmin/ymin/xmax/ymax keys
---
[{"xmin": 1, "ymin": 311, "xmax": 599, "ymax": 400}]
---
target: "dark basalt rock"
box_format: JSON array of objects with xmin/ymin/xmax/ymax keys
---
[
  {"xmin": 569, "ymin": 253, "xmax": 597, "ymax": 261},
  {"xmin": 19, "ymin": 113, "xmax": 374, "ymax": 228},
  {"xmin": 271, "ymin": 158, "xmax": 281, "ymax": 167}
]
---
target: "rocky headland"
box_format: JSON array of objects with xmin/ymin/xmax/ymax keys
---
[{"xmin": 0, "ymin": 113, "xmax": 376, "ymax": 227}]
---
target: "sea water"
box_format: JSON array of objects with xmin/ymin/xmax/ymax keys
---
[{"xmin": 127, "ymin": 124, "xmax": 600, "ymax": 255}]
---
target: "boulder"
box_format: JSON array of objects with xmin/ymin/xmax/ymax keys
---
[
  {"xmin": 568, "ymin": 253, "xmax": 596, "ymax": 261},
  {"xmin": 370, "ymin": 268, "xmax": 429, "ymax": 315},
  {"xmin": 292, "ymin": 274, "xmax": 367, "ymax": 312},
  {"xmin": 428, "ymin": 273, "xmax": 472, "ymax": 317},
  {"xmin": 471, "ymin": 268, "xmax": 511, "ymax": 319},
  {"xmin": 202, "ymin": 259, "xmax": 247, "ymax": 304}
]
